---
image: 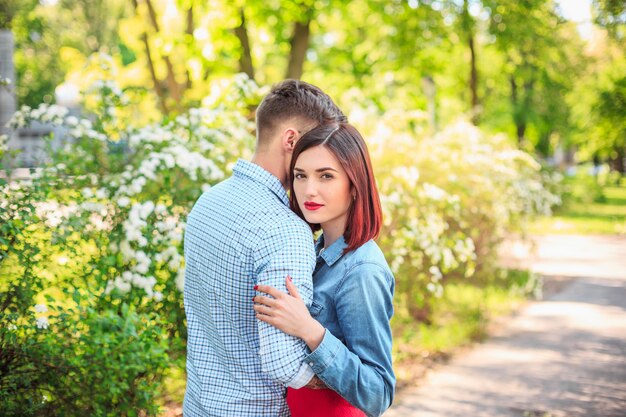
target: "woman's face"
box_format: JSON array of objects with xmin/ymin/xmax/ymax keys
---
[{"xmin": 293, "ymin": 145, "xmax": 353, "ymax": 237}]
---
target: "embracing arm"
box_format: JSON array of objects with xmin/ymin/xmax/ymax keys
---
[
  {"xmin": 305, "ymin": 263, "xmax": 396, "ymax": 417},
  {"xmin": 253, "ymin": 221, "xmax": 316, "ymax": 388},
  {"xmin": 254, "ymin": 264, "xmax": 396, "ymax": 416}
]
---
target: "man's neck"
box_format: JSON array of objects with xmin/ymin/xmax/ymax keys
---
[{"xmin": 251, "ymin": 152, "xmax": 288, "ymax": 189}]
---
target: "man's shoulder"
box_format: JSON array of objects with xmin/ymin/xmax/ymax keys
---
[
  {"xmin": 192, "ymin": 176, "xmax": 275, "ymax": 213},
  {"xmin": 267, "ymin": 209, "xmax": 312, "ymax": 236},
  {"xmin": 189, "ymin": 177, "xmax": 309, "ymax": 233}
]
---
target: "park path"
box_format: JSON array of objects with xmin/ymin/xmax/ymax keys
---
[{"xmin": 384, "ymin": 234, "xmax": 626, "ymax": 417}]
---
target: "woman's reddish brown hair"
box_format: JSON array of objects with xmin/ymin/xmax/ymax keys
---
[{"xmin": 289, "ymin": 123, "xmax": 382, "ymax": 253}]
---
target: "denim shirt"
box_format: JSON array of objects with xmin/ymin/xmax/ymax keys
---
[{"xmin": 303, "ymin": 235, "xmax": 396, "ymax": 417}]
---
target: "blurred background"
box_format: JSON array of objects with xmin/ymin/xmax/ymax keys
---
[{"xmin": 0, "ymin": 1, "xmax": 624, "ymax": 416}]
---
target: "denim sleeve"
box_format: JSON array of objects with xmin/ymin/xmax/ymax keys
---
[
  {"xmin": 254, "ymin": 219, "xmax": 316, "ymax": 388},
  {"xmin": 304, "ymin": 263, "xmax": 396, "ymax": 417}
]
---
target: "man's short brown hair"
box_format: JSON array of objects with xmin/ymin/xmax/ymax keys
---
[{"xmin": 255, "ymin": 79, "xmax": 347, "ymax": 146}]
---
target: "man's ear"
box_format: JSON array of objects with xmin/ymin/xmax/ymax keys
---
[{"xmin": 282, "ymin": 127, "xmax": 299, "ymax": 152}]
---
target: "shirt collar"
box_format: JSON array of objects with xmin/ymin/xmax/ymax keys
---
[
  {"xmin": 232, "ymin": 159, "xmax": 288, "ymax": 206},
  {"xmin": 315, "ymin": 234, "xmax": 348, "ymax": 267}
]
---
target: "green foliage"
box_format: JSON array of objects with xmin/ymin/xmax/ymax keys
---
[
  {"xmin": 0, "ymin": 298, "xmax": 169, "ymax": 416},
  {"xmin": 593, "ymin": 0, "xmax": 626, "ymax": 41},
  {"xmin": 392, "ymin": 268, "xmax": 539, "ymax": 372},
  {"xmin": 531, "ymin": 170, "xmax": 626, "ymax": 234},
  {"xmin": 0, "ymin": 168, "xmax": 169, "ymax": 415},
  {"xmin": 1, "ymin": 71, "xmax": 559, "ymax": 409},
  {"xmin": 349, "ymin": 105, "xmax": 559, "ymax": 322},
  {"xmin": 7, "ymin": 0, "xmax": 616, "ymax": 163}
]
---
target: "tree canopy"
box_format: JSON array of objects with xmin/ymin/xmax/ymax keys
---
[{"xmin": 2, "ymin": 0, "xmax": 625, "ymax": 169}]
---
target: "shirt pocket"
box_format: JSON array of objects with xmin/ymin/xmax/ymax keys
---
[{"xmin": 309, "ymin": 300, "xmax": 324, "ymax": 318}]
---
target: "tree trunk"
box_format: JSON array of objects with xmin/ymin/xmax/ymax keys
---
[
  {"xmin": 463, "ymin": 0, "xmax": 479, "ymax": 125},
  {"xmin": 144, "ymin": 0, "xmax": 183, "ymax": 105},
  {"xmin": 285, "ymin": 16, "xmax": 311, "ymax": 80},
  {"xmin": 610, "ymin": 148, "xmax": 626, "ymax": 173},
  {"xmin": 510, "ymin": 76, "xmax": 525, "ymax": 144},
  {"xmin": 131, "ymin": 0, "xmax": 169, "ymax": 114},
  {"xmin": 185, "ymin": 5, "xmax": 194, "ymax": 89},
  {"xmin": 234, "ymin": 8, "xmax": 255, "ymax": 81},
  {"xmin": 468, "ymin": 33, "xmax": 479, "ymax": 124},
  {"xmin": 516, "ymin": 119, "xmax": 526, "ymax": 144}
]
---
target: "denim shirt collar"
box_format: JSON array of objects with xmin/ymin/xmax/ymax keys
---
[
  {"xmin": 232, "ymin": 159, "xmax": 288, "ymax": 206},
  {"xmin": 315, "ymin": 234, "xmax": 348, "ymax": 267}
]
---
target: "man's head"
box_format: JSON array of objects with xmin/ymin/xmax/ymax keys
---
[{"xmin": 255, "ymin": 79, "xmax": 347, "ymax": 151}]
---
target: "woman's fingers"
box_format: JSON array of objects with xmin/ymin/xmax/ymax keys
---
[
  {"xmin": 255, "ymin": 312, "xmax": 272, "ymax": 324},
  {"xmin": 285, "ymin": 275, "xmax": 301, "ymax": 299},
  {"xmin": 253, "ymin": 295, "xmax": 276, "ymax": 308},
  {"xmin": 255, "ymin": 284, "xmax": 285, "ymax": 299},
  {"xmin": 253, "ymin": 303, "xmax": 274, "ymax": 316}
]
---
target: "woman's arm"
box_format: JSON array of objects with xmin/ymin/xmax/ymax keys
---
[
  {"xmin": 253, "ymin": 276, "xmax": 325, "ymax": 350},
  {"xmin": 253, "ymin": 265, "xmax": 396, "ymax": 417},
  {"xmin": 308, "ymin": 263, "xmax": 395, "ymax": 417}
]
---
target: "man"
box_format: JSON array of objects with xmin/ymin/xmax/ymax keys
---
[{"xmin": 183, "ymin": 80, "xmax": 347, "ymax": 416}]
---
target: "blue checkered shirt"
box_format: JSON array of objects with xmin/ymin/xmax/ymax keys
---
[{"xmin": 183, "ymin": 159, "xmax": 316, "ymax": 416}]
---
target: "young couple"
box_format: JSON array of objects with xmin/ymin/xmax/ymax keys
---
[{"xmin": 183, "ymin": 80, "xmax": 395, "ymax": 417}]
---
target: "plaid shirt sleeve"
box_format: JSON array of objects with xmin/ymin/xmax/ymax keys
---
[{"xmin": 254, "ymin": 218, "xmax": 316, "ymax": 387}]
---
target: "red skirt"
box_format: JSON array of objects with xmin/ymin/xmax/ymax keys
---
[{"xmin": 287, "ymin": 387, "xmax": 366, "ymax": 417}]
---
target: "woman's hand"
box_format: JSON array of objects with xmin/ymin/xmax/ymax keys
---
[{"xmin": 253, "ymin": 276, "xmax": 325, "ymax": 351}]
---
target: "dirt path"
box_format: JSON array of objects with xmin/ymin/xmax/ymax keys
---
[{"xmin": 384, "ymin": 235, "xmax": 626, "ymax": 417}]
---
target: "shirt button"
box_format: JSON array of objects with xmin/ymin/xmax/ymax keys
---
[{"xmin": 308, "ymin": 362, "xmax": 314, "ymax": 366}]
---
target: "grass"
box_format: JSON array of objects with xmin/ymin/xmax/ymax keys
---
[
  {"xmin": 391, "ymin": 269, "xmax": 538, "ymax": 389},
  {"xmin": 530, "ymin": 177, "xmax": 626, "ymax": 235}
]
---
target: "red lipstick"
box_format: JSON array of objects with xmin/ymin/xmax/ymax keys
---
[{"xmin": 304, "ymin": 202, "xmax": 323, "ymax": 211}]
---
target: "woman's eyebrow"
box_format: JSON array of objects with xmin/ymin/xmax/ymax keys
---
[{"xmin": 294, "ymin": 166, "xmax": 339, "ymax": 173}]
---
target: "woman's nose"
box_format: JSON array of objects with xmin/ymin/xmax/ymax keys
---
[{"xmin": 304, "ymin": 180, "xmax": 317, "ymax": 197}]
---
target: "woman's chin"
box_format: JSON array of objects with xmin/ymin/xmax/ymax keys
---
[{"xmin": 303, "ymin": 215, "xmax": 319, "ymax": 224}]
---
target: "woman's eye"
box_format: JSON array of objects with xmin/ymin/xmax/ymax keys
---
[
  {"xmin": 321, "ymin": 173, "xmax": 334, "ymax": 179},
  {"xmin": 294, "ymin": 173, "xmax": 306, "ymax": 179}
]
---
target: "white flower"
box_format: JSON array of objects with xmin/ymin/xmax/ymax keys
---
[
  {"xmin": 153, "ymin": 291, "xmax": 163, "ymax": 302},
  {"xmin": 114, "ymin": 277, "xmax": 131, "ymax": 294},
  {"xmin": 36, "ymin": 317, "xmax": 49, "ymax": 329},
  {"xmin": 105, "ymin": 280, "xmax": 115, "ymax": 295},
  {"xmin": 133, "ymin": 262, "xmax": 149, "ymax": 274},
  {"xmin": 155, "ymin": 204, "xmax": 167, "ymax": 215},
  {"xmin": 120, "ymin": 240, "xmax": 134, "ymax": 261},
  {"xmin": 35, "ymin": 304, "xmax": 48, "ymax": 313},
  {"xmin": 139, "ymin": 200, "xmax": 155, "ymax": 219},
  {"xmin": 117, "ymin": 196, "xmax": 130, "ymax": 207},
  {"xmin": 428, "ymin": 266, "xmax": 442, "ymax": 281},
  {"xmin": 82, "ymin": 187, "xmax": 94, "ymax": 199},
  {"xmin": 95, "ymin": 188, "xmax": 108, "ymax": 199},
  {"xmin": 176, "ymin": 267, "xmax": 185, "ymax": 291},
  {"xmin": 422, "ymin": 183, "xmax": 447, "ymax": 201}
]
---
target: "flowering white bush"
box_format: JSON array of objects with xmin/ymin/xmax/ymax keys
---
[
  {"xmin": 1, "ymin": 69, "xmax": 560, "ymax": 411},
  {"xmin": 1, "ymin": 72, "xmax": 263, "ymax": 414},
  {"xmin": 352, "ymin": 105, "xmax": 560, "ymax": 320},
  {"xmin": 3, "ymin": 74, "xmax": 259, "ymax": 336}
]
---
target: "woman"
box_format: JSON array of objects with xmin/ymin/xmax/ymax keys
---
[{"xmin": 252, "ymin": 123, "xmax": 395, "ymax": 417}]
